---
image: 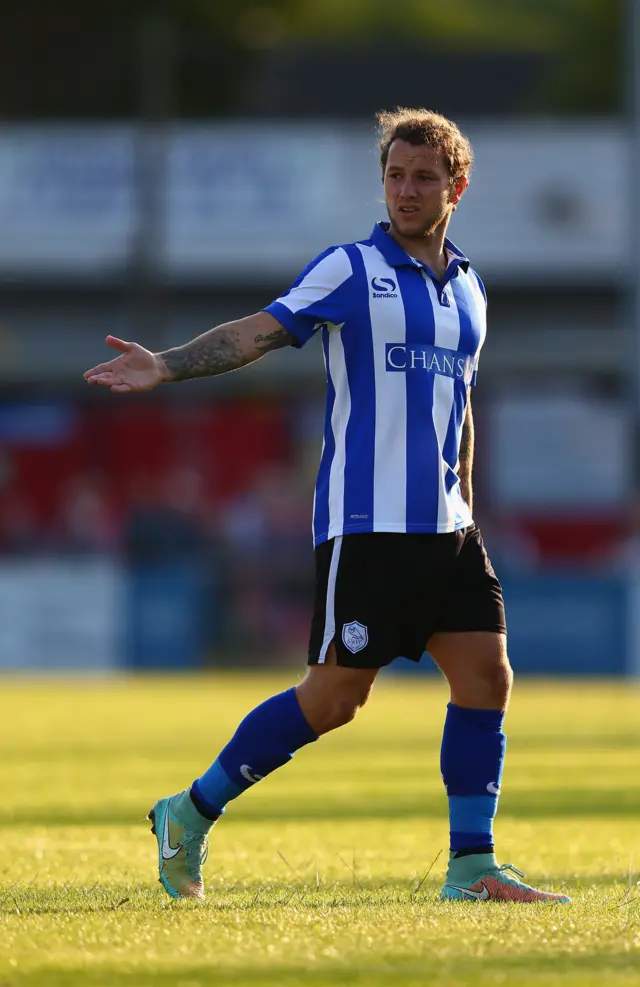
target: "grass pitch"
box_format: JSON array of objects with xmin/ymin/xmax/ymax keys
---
[{"xmin": 0, "ymin": 673, "xmax": 639, "ymax": 986}]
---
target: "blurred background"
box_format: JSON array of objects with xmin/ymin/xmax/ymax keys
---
[{"xmin": 1, "ymin": 0, "xmax": 639, "ymax": 676}]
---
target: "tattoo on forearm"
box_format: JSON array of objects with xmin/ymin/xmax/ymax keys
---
[
  {"xmin": 253, "ymin": 327, "xmax": 295, "ymax": 352},
  {"xmin": 160, "ymin": 327, "xmax": 245, "ymax": 381},
  {"xmin": 159, "ymin": 323, "xmax": 295, "ymax": 382}
]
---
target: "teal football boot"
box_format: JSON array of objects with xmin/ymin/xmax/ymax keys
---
[{"xmin": 148, "ymin": 790, "xmax": 213, "ymax": 900}]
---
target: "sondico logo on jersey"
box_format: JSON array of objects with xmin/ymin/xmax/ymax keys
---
[
  {"xmin": 371, "ymin": 276, "xmax": 397, "ymax": 298},
  {"xmin": 385, "ymin": 342, "xmax": 476, "ymax": 385}
]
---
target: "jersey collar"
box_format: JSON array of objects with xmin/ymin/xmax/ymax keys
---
[{"xmin": 371, "ymin": 221, "xmax": 470, "ymax": 278}]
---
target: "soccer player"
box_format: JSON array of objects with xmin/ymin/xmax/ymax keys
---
[{"xmin": 84, "ymin": 108, "xmax": 570, "ymax": 904}]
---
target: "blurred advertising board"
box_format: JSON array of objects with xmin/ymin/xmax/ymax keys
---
[
  {"xmin": 125, "ymin": 563, "xmax": 206, "ymax": 670},
  {"xmin": 0, "ymin": 126, "xmax": 135, "ymax": 275},
  {"xmin": 165, "ymin": 124, "xmax": 378, "ymax": 279},
  {"xmin": 0, "ymin": 559, "xmax": 632, "ymax": 674},
  {"xmin": 501, "ymin": 573, "xmax": 627, "ymax": 675},
  {"xmin": 489, "ymin": 390, "xmax": 631, "ymax": 509},
  {"xmin": 0, "ymin": 559, "xmax": 206, "ymax": 671},
  {"xmin": 395, "ymin": 574, "xmax": 628, "ymax": 676},
  {"xmin": 0, "ymin": 559, "xmax": 123, "ymax": 670},
  {"xmin": 0, "ymin": 123, "xmax": 626, "ymax": 283}
]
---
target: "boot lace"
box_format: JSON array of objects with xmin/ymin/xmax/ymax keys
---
[{"xmin": 498, "ymin": 863, "xmax": 526, "ymax": 880}]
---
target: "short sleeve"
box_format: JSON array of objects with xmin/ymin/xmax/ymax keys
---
[{"xmin": 263, "ymin": 246, "xmax": 353, "ymax": 347}]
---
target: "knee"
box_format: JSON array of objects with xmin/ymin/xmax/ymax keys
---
[
  {"xmin": 483, "ymin": 654, "xmax": 513, "ymax": 705},
  {"xmin": 322, "ymin": 686, "xmax": 373, "ymax": 732},
  {"xmin": 324, "ymin": 698, "xmax": 359, "ymax": 731},
  {"xmin": 304, "ymin": 683, "xmax": 372, "ymax": 735},
  {"xmin": 296, "ymin": 666, "xmax": 377, "ymax": 736},
  {"xmin": 433, "ymin": 633, "xmax": 513, "ymax": 711}
]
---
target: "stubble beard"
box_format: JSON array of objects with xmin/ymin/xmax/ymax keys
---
[{"xmin": 389, "ymin": 208, "xmax": 449, "ymax": 241}]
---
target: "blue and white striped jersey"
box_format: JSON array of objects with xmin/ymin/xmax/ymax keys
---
[{"xmin": 264, "ymin": 222, "xmax": 487, "ymax": 547}]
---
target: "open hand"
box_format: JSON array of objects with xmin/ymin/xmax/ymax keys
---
[{"xmin": 83, "ymin": 336, "xmax": 167, "ymax": 393}]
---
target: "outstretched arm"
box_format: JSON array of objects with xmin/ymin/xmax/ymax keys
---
[
  {"xmin": 458, "ymin": 397, "xmax": 475, "ymax": 514},
  {"xmin": 84, "ymin": 312, "xmax": 294, "ymax": 393},
  {"xmin": 159, "ymin": 313, "xmax": 295, "ymax": 382}
]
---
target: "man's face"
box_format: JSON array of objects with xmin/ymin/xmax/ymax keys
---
[{"xmin": 383, "ymin": 139, "xmax": 467, "ymax": 239}]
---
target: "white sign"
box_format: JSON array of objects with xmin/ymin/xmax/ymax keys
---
[
  {"xmin": 448, "ymin": 122, "xmax": 625, "ymax": 284},
  {"xmin": 0, "ymin": 559, "xmax": 122, "ymax": 670},
  {"xmin": 165, "ymin": 124, "xmax": 379, "ymax": 278},
  {"xmin": 490, "ymin": 390, "xmax": 631, "ymax": 508},
  {"xmin": 0, "ymin": 126, "xmax": 135, "ymax": 273}
]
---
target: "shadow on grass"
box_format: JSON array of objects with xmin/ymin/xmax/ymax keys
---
[
  {"xmin": 3, "ymin": 732, "xmax": 639, "ymax": 764},
  {"xmin": 3, "ymin": 787, "xmax": 639, "ymax": 828},
  {"xmin": 2, "ymin": 953, "xmax": 640, "ymax": 987}
]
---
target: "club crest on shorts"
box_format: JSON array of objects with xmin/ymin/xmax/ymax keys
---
[{"xmin": 342, "ymin": 621, "xmax": 368, "ymax": 654}]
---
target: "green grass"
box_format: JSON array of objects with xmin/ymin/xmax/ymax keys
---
[{"xmin": 0, "ymin": 674, "xmax": 639, "ymax": 987}]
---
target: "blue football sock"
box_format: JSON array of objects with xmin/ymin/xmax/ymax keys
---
[
  {"xmin": 440, "ymin": 702, "xmax": 506, "ymax": 855},
  {"xmin": 191, "ymin": 688, "xmax": 317, "ymax": 818}
]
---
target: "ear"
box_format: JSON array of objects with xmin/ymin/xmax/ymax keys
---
[{"xmin": 449, "ymin": 175, "xmax": 468, "ymax": 207}]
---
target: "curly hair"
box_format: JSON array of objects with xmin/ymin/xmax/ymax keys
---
[{"xmin": 377, "ymin": 107, "xmax": 473, "ymax": 183}]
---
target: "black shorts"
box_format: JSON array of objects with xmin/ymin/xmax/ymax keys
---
[{"xmin": 308, "ymin": 526, "xmax": 506, "ymax": 669}]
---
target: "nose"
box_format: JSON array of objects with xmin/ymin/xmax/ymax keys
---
[{"xmin": 399, "ymin": 176, "xmax": 418, "ymax": 198}]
